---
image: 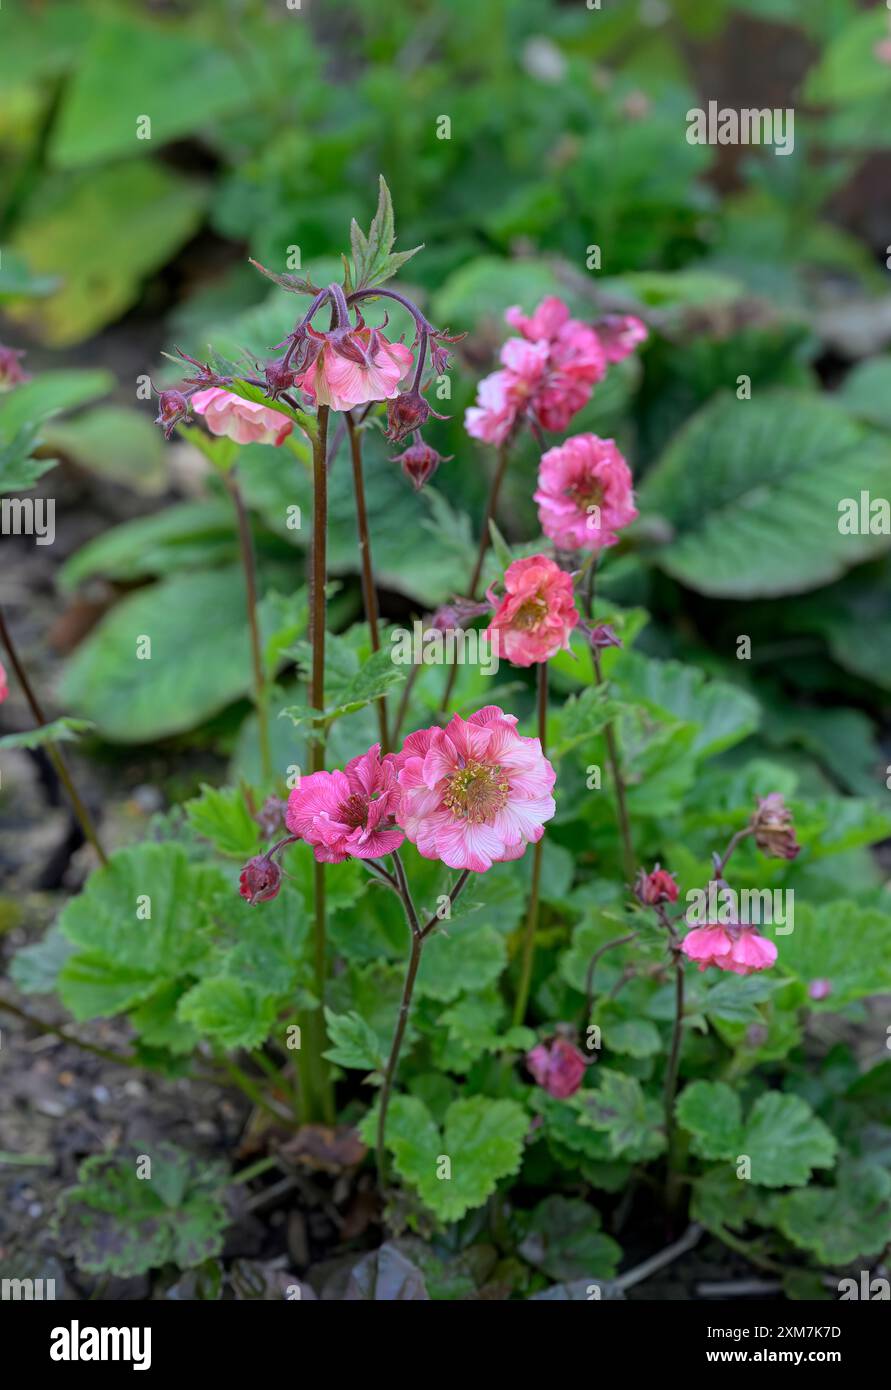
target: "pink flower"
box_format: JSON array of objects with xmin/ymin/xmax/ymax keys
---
[
  {"xmin": 534, "ymin": 433, "xmax": 638, "ymax": 551},
  {"xmin": 0, "ymin": 344, "xmax": 31, "ymax": 392},
  {"xmin": 681, "ymin": 924, "xmax": 777, "ymax": 976},
  {"xmin": 191, "ymin": 388, "xmax": 292, "ymax": 446},
  {"xmin": 526, "ymin": 1038, "xmax": 587, "ymax": 1099},
  {"xmin": 239, "ymin": 854, "xmax": 283, "ymax": 905},
  {"xmin": 297, "ymin": 328, "xmax": 413, "ymax": 412},
  {"xmin": 636, "ymin": 866, "xmax": 678, "ymax": 906},
  {"xmin": 395, "ymin": 705, "xmax": 556, "ymax": 873},
  {"xmin": 465, "ymin": 341, "xmax": 549, "ymax": 446},
  {"xmin": 285, "ymin": 744, "xmax": 404, "ymax": 864},
  {"xmin": 593, "ymin": 314, "xmax": 648, "ymax": 364},
  {"xmin": 485, "ymin": 554, "xmax": 578, "ymax": 667},
  {"xmin": 0, "ymin": 660, "xmax": 8, "ymax": 703},
  {"xmin": 808, "ymin": 978, "xmax": 832, "ymax": 1001}
]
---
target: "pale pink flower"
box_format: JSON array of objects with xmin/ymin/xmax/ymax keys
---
[
  {"xmin": 808, "ymin": 978, "xmax": 832, "ymax": 1001},
  {"xmin": 191, "ymin": 388, "xmax": 292, "ymax": 446},
  {"xmin": 681, "ymin": 924, "xmax": 777, "ymax": 976},
  {"xmin": 526, "ymin": 1038, "xmax": 586, "ymax": 1099},
  {"xmin": 465, "ymin": 340, "xmax": 549, "ymax": 446},
  {"xmin": 0, "ymin": 660, "xmax": 7, "ymax": 703},
  {"xmin": 485, "ymin": 554, "xmax": 578, "ymax": 667},
  {"xmin": 535, "ymin": 433, "xmax": 637, "ymax": 551},
  {"xmin": 285, "ymin": 744, "xmax": 404, "ymax": 864},
  {"xmin": 594, "ymin": 314, "xmax": 648, "ymax": 364},
  {"xmin": 503, "ymin": 297, "xmax": 606, "ymax": 431},
  {"xmin": 298, "ymin": 328, "xmax": 413, "ymax": 412},
  {"xmin": 875, "ymin": 37, "xmax": 891, "ymax": 65},
  {"xmin": 395, "ymin": 705, "xmax": 556, "ymax": 873}
]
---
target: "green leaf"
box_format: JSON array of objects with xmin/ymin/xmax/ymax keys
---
[
  {"xmin": 51, "ymin": 18, "xmax": 254, "ymax": 168},
  {"xmin": 775, "ymin": 1161, "xmax": 891, "ymax": 1265},
  {"xmin": 10, "ymin": 925, "xmax": 75, "ymax": 996},
  {"xmin": 416, "ymin": 921, "xmax": 507, "ymax": 1004},
  {"xmin": 579, "ymin": 1069, "xmax": 665, "ymax": 1161},
  {"xmin": 8, "ymin": 163, "xmax": 206, "ymax": 345},
  {"xmin": 54, "ymin": 1143, "xmax": 229, "ymax": 1277},
  {"xmin": 804, "ymin": 9, "xmax": 891, "ymax": 105},
  {"xmin": 0, "ymin": 370, "xmax": 115, "ymax": 445},
  {"xmin": 360, "ymin": 1094, "xmax": 528, "ymax": 1224},
  {"xmin": 184, "ymin": 785, "xmax": 261, "ymax": 859},
  {"xmin": 614, "ymin": 651, "xmax": 760, "ymax": 757},
  {"xmin": 322, "ymin": 1007, "xmax": 385, "ymax": 1072},
  {"xmin": 0, "ymin": 717, "xmax": 94, "ymax": 751},
  {"xmin": 280, "ymin": 643, "xmax": 406, "ymax": 729},
  {"xmin": 839, "ymin": 357, "xmax": 891, "ymax": 431},
  {"xmin": 350, "ymin": 176, "xmax": 422, "ymax": 291},
  {"xmin": 59, "ymin": 567, "xmax": 301, "ymax": 742},
  {"xmin": 676, "ymin": 1081, "xmax": 744, "ymax": 1160},
  {"xmin": 641, "ymin": 391, "xmax": 891, "ymax": 597},
  {"xmin": 59, "ymin": 500, "xmax": 237, "ymax": 591},
  {"xmin": 0, "ymin": 425, "xmax": 52, "ymax": 494},
  {"xmin": 519, "ymin": 1196, "xmax": 622, "ymax": 1281},
  {"xmin": 177, "ymin": 977, "xmax": 277, "ymax": 1051},
  {"xmin": 57, "ymin": 844, "xmax": 221, "ymax": 1020},
  {"xmin": 778, "ymin": 901, "xmax": 891, "ymax": 1007},
  {"xmin": 43, "ymin": 406, "xmax": 167, "ymax": 496}
]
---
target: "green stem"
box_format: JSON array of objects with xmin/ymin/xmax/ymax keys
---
[
  {"xmin": 512, "ymin": 660, "xmax": 548, "ymax": 1027},
  {"xmin": 0, "ymin": 607, "xmax": 108, "ymax": 866},
  {"xmin": 217, "ymin": 1055, "xmax": 293, "ymax": 1124},
  {"xmin": 581, "ymin": 561, "xmax": 635, "ymax": 885},
  {"xmin": 224, "ymin": 470, "xmax": 271, "ymax": 785},
  {"xmin": 663, "ymin": 955, "xmax": 686, "ymax": 1212},
  {"xmin": 346, "ymin": 412, "xmax": 389, "ymax": 752}
]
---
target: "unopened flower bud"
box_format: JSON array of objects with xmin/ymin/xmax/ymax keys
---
[
  {"xmin": 391, "ymin": 440, "xmax": 451, "ymax": 491},
  {"xmin": 751, "ymin": 793, "xmax": 800, "ymax": 860},
  {"xmin": 386, "ymin": 390, "xmax": 432, "ymax": 443},
  {"xmin": 0, "ymin": 344, "xmax": 30, "ymax": 392},
  {"xmin": 239, "ymin": 854, "xmax": 282, "ymax": 905},
  {"xmin": 154, "ymin": 389, "xmax": 191, "ymax": 439},
  {"xmin": 588, "ymin": 623, "xmax": 622, "ymax": 651},
  {"xmin": 526, "ymin": 1038, "xmax": 587, "ymax": 1099},
  {"xmin": 635, "ymin": 866, "xmax": 678, "ymax": 906},
  {"xmin": 808, "ymin": 978, "xmax": 832, "ymax": 1001},
  {"xmin": 264, "ymin": 358, "xmax": 298, "ymax": 400}
]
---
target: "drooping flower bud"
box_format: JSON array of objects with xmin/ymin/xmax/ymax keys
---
[
  {"xmin": 239, "ymin": 854, "xmax": 282, "ymax": 905},
  {"xmin": 428, "ymin": 598, "xmax": 490, "ymax": 632},
  {"xmin": 0, "ymin": 344, "xmax": 31, "ymax": 392},
  {"xmin": 386, "ymin": 389, "xmax": 432, "ymax": 443},
  {"xmin": 751, "ymin": 793, "xmax": 800, "ymax": 860},
  {"xmin": 264, "ymin": 357, "xmax": 298, "ymax": 401},
  {"xmin": 588, "ymin": 623, "xmax": 622, "ymax": 651},
  {"xmin": 154, "ymin": 389, "xmax": 191, "ymax": 439},
  {"xmin": 526, "ymin": 1038, "xmax": 587, "ymax": 1099},
  {"xmin": 390, "ymin": 439, "xmax": 450, "ymax": 491},
  {"xmin": 635, "ymin": 865, "xmax": 678, "ymax": 906}
]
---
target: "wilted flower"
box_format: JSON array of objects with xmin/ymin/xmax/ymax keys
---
[
  {"xmin": 485, "ymin": 554, "xmax": 578, "ymax": 667},
  {"xmin": 635, "ymin": 865, "xmax": 678, "ymax": 906},
  {"xmin": 394, "ymin": 705, "xmax": 556, "ymax": 873},
  {"xmin": 286, "ymin": 744, "xmax": 404, "ymax": 864},
  {"xmin": 154, "ymin": 388, "xmax": 191, "ymax": 439},
  {"xmin": 297, "ymin": 326, "xmax": 413, "ymax": 412},
  {"xmin": 391, "ymin": 438, "xmax": 451, "ymax": 491},
  {"xmin": 239, "ymin": 854, "xmax": 283, "ymax": 905},
  {"xmin": 535, "ymin": 433, "xmax": 638, "ymax": 551},
  {"xmin": 191, "ymin": 387, "xmax": 292, "ymax": 446},
  {"xmin": 0, "ymin": 344, "xmax": 30, "ymax": 392},
  {"xmin": 751, "ymin": 793, "xmax": 800, "ymax": 860},
  {"xmin": 526, "ymin": 1038, "xmax": 587, "ymax": 1098},
  {"xmin": 681, "ymin": 924, "xmax": 777, "ymax": 976}
]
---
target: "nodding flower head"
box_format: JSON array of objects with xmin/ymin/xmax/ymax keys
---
[
  {"xmin": 297, "ymin": 323, "xmax": 413, "ymax": 413},
  {"xmin": 153, "ymin": 388, "xmax": 191, "ymax": 439},
  {"xmin": 681, "ymin": 923, "xmax": 777, "ymax": 976},
  {"xmin": 592, "ymin": 314, "xmax": 648, "ymax": 364},
  {"xmin": 390, "ymin": 438, "xmax": 451, "ymax": 491},
  {"xmin": 264, "ymin": 357, "xmax": 299, "ymax": 401},
  {"xmin": 386, "ymin": 388, "xmax": 448, "ymax": 443},
  {"xmin": 0, "ymin": 344, "xmax": 30, "ymax": 392},
  {"xmin": 239, "ymin": 854, "xmax": 283, "ymax": 905},
  {"xmin": 635, "ymin": 865, "xmax": 679, "ymax": 906},
  {"xmin": 751, "ymin": 793, "xmax": 800, "ymax": 861}
]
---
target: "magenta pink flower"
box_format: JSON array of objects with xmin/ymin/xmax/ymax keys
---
[
  {"xmin": 285, "ymin": 744, "xmax": 404, "ymax": 864},
  {"xmin": 681, "ymin": 924, "xmax": 777, "ymax": 976},
  {"xmin": 395, "ymin": 706, "xmax": 556, "ymax": 873},
  {"xmin": 191, "ymin": 388, "xmax": 292, "ymax": 446},
  {"xmin": 297, "ymin": 327, "xmax": 413, "ymax": 412},
  {"xmin": 535, "ymin": 433, "xmax": 637, "ymax": 551},
  {"xmin": 485, "ymin": 554, "xmax": 578, "ymax": 667},
  {"xmin": 0, "ymin": 344, "xmax": 31, "ymax": 392},
  {"xmin": 635, "ymin": 866, "xmax": 678, "ymax": 906},
  {"xmin": 0, "ymin": 660, "xmax": 7, "ymax": 704},
  {"xmin": 526, "ymin": 1038, "xmax": 587, "ymax": 1099},
  {"xmin": 593, "ymin": 314, "xmax": 648, "ymax": 364}
]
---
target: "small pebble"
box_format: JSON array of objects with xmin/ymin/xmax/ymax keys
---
[{"xmin": 91, "ymin": 1085, "xmax": 111, "ymax": 1104}]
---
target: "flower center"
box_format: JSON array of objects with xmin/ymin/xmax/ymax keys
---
[
  {"xmin": 567, "ymin": 479, "xmax": 604, "ymax": 512},
  {"xmin": 512, "ymin": 594, "xmax": 548, "ymax": 630},
  {"xmin": 338, "ymin": 793, "xmax": 369, "ymax": 829},
  {"xmin": 442, "ymin": 760, "xmax": 510, "ymax": 824}
]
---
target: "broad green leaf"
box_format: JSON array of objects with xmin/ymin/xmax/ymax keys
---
[
  {"xmin": 281, "ymin": 644, "xmax": 406, "ymax": 729},
  {"xmin": 43, "ymin": 406, "xmax": 167, "ymax": 496},
  {"xmin": 641, "ymin": 391, "xmax": 891, "ymax": 597},
  {"xmin": 775, "ymin": 1161, "xmax": 891, "ymax": 1265},
  {"xmin": 10, "ymin": 925, "xmax": 75, "ymax": 996},
  {"xmin": 416, "ymin": 921, "xmax": 507, "ymax": 1003},
  {"xmin": 804, "ymin": 9, "xmax": 891, "ymax": 105},
  {"xmin": 51, "ymin": 19, "xmax": 254, "ymax": 168},
  {"xmin": 54, "ymin": 1143, "xmax": 229, "ymax": 1277},
  {"xmin": 59, "ymin": 567, "xmax": 302, "ymax": 742},
  {"xmin": 0, "ymin": 249, "xmax": 59, "ymax": 301},
  {"xmin": 518, "ymin": 1196, "xmax": 621, "ymax": 1281},
  {"xmin": 9, "ymin": 163, "xmax": 205, "ymax": 345},
  {"xmin": 578, "ymin": 1068, "xmax": 665, "ymax": 1161},
  {"xmin": 614, "ymin": 651, "xmax": 760, "ymax": 757},
  {"xmin": 676, "ymin": 1081, "xmax": 743, "ymax": 1160},
  {"xmin": 0, "ymin": 717, "xmax": 94, "ymax": 751},
  {"xmin": 839, "ymin": 357, "xmax": 891, "ymax": 430},
  {"xmin": 777, "ymin": 900, "xmax": 891, "ymax": 1008},
  {"xmin": 184, "ymin": 785, "xmax": 261, "ymax": 859},
  {"xmin": 57, "ymin": 844, "xmax": 222, "ymax": 1020},
  {"xmin": 603, "ymin": 1018, "xmax": 662, "ymax": 1058},
  {"xmin": 678, "ymin": 1084, "xmax": 837, "ymax": 1186},
  {"xmin": 360, "ymin": 1094, "xmax": 528, "ymax": 1224},
  {"xmin": 0, "ymin": 370, "xmax": 114, "ymax": 442},
  {"xmin": 58, "ymin": 500, "xmax": 237, "ymax": 591},
  {"xmin": 177, "ymin": 977, "xmax": 277, "ymax": 1051},
  {"xmin": 323, "ymin": 1007, "xmax": 386, "ymax": 1072},
  {"xmin": 0, "ymin": 426, "xmax": 52, "ymax": 494}
]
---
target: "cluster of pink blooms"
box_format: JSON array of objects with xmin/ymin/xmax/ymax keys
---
[
  {"xmin": 465, "ymin": 297, "xmax": 646, "ymax": 445},
  {"xmin": 535, "ymin": 433, "xmax": 638, "ymax": 552},
  {"xmin": 241, "ymin": 704, "xmax": 556, "ymax": 895},
  {"xmin": 681, "ymin": 922, "xmax": 777, "ymax": 976}
]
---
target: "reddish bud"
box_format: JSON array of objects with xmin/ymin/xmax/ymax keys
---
[
  {"xmin": 635, "ymin": 866, "xmax": 678, "ymax": 906},
  {"xmin": 154, "ymin": 389, "xmax": 191, "ymax": 439},
  {"xmin": 751, "ymin": 793, "xmax": 800, "ymax": 860},
  {"xmin": 526, "ymin": 1038, "xmax": 587, "ymax": 1099},
  {"xmin": 0, "ymin": 344, "xmax": 30, "ymax": 392},
  {"xmin": 264, "ymin": 358, "xmax": 298, "ymax": 400},
  {"xmin": 239, "ymin": 854, "xmax": 282, "ymax": 905},
  {"xmin": 589, "ymin": 623, "xmax": 622, "ymax": 651},
  {"xmin": 391, "ymin": 439, "xmax": 451, "ymax": 491},
  {"xmin": 386, "ymin": 390, "xmax": 433, "ymax": 443}
]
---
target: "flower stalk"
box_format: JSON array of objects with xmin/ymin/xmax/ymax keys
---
[
  {"xmin": 346, "ymin": 411, "xmax": 389, "ymax": 752},
  {"xmin": 223, "ymin": 469, "xmax": 272, "ymax": 784},
  {"xmin": 511, "ymin": 658, "xmax": 549, "ymax": 1026}
]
